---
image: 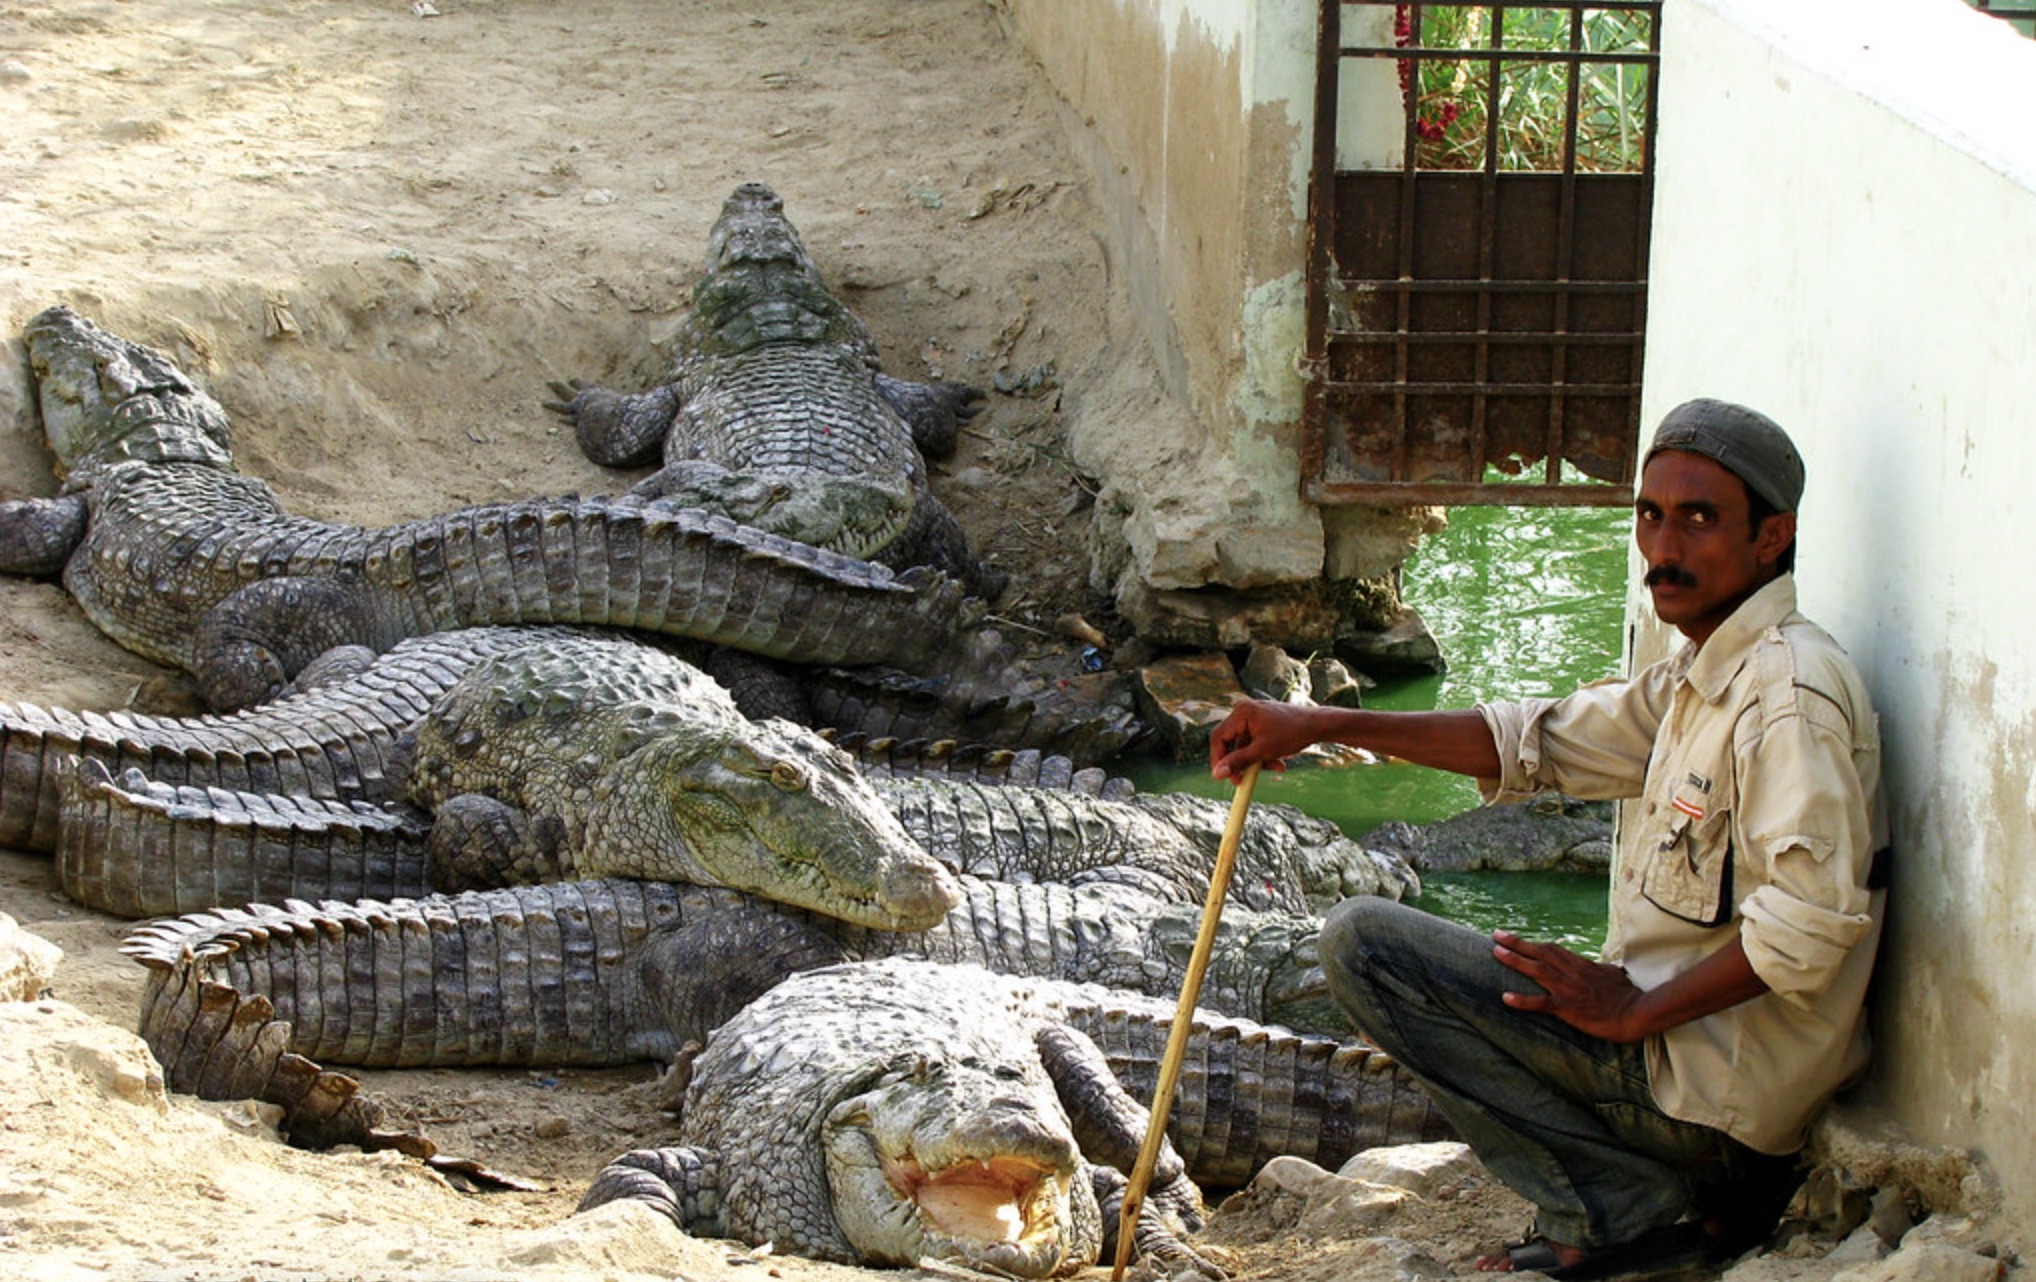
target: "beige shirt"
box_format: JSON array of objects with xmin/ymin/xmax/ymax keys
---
[{"xmin": 1477, "ymin": 576, "xmax": 1886, "ymax": 1154}]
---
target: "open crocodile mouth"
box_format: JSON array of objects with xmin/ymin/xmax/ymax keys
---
[
  {"xmin": 827, "ymin": 1074, "xmax": 1087, "ymax": 1277},
  {"xmin": 886, "ymin": 1151, "xmax": 1057, "ymax": 1245}
]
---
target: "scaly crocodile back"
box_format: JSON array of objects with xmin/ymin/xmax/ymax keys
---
[
  {"xmin": 22, "ymin": 306, "xmax": 981, "ymax": 703},
  {"xmin": 126, "ymin": 905, "xmax": 1434, "ymax": 1180}
]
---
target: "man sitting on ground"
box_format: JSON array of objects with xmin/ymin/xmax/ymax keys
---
[{"xmin": 1210, "ymin": 399, "xmax": 1887, "ymax": 1279}]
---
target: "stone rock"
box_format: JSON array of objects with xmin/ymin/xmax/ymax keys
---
[
  {"xmin": 1833, "ymin": 1242, "xmax": 2004, "ymax": 1282},
  {"xmin": 1236, "ymin": 1156, "xmax": 1412, "ymax": 1240},
  {"xmin": 1239, "ymin": 642, "xmax": 1311, "ymax": 702},
  {"xmin": 0, "ymin": 914, "xmax": 63, "ymax": 1001},
  {"xmin": 1331, "ymin": 605, "xmax": 1446, "ymax": 675},
  {"xmin": 1800, "ymin": 1166, "xmax": 1875, "ymax": 1241},
  {"xmin": 1897, "ymin": 1213, "xmax": 1998, "ymax": 1256},
  {"xmin": 0, "ymin": 1000, "xmax": 168, "ymax": 1116},
  {"xmin": 1112, "ymin": 572, "xmax": 1421, "ymax": 657},
  {"xmin": 1336, "ymin": 1141, "xmax": 1480, "ymax": 1199},
  {"xmin": 1116, "ymin": 579, "xmax": 1343, "ymax": 651},
  {"xmin": 1252, "ymin": 1153, "xmax": 1347, "ymax": 1199},
  {"xmin": 1806, "ymin": 1109, "xmax": 1990, "ymax": 1226},
  {"xmin": 1360, "ymin": 794, "xmax": 1614, "ymax": 874},
  {"xmin": 1867, "ymin": 1186, "xmax": 1917, "ymax": 1246},
  {"xmin": 1089, "ymin": 443, "xmax": 1323, "ymax": 593},
  {"xmin": 1827, "ymin": 1225, "xmax": 1889, "ymax": 1266},
  {"xmin": 202, "ymin": 1097, "xmax": 287, "ymax": 1139},
  {"xmin": 1131, "ymin": 650, "xmax": 1246, "ymax": 760},
  {"xmin": 1296, "ymin": 1177, "xmax": 1411, "ymax": 1239},
  {"xmin": 1322, "ymin": 503, "xmax": 1447, "ymax": 581},
  {"xmin": 1308, "ymin": 655, "xmax": 1371, "ymax": 707}
]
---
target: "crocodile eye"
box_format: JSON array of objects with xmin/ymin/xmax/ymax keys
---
[{"xmin": 769, "ymin": 760, "xmax": 808, "ymax": 792}]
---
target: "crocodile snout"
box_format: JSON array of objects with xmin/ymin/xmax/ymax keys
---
[{"xmin": 877, "ymin": 856, "xmax": 963, "ymax": 931}]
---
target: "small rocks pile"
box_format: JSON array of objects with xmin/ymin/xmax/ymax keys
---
[{"xmin": 1205, "ymin": 1138, "xmax": 2011, "ymax": 1282}]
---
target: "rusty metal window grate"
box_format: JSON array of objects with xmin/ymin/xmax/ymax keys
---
[
  {"xmin": 1970, "ymin": 1, "xmax": 2036, "ymax": 37},
  {"xmin": 1303, "ymin": 2, "xmax": 1660, "ymax": 507}
]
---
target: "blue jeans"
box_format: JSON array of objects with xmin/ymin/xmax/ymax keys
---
[{"xmin": 1319, "ymin": 897, "xmax": 1792, "ymax": 1250}]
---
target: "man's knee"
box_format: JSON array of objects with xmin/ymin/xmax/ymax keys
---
[
  {"xmin": 1319, "ymin": 895, "xmax": 1427, "ymax": 1007},
  {"xmin": 1322, "ymin": 895, "xmax": 1423, "ymax": 968},
  {"xmin": 1320, "ymin": 895, "xmax": 1499, "ymax": 1006}
]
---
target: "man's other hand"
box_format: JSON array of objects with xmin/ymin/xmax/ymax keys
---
[{"xmin": 1492, "ymin": 930, "xmax": 1649, "ymax": 1043}]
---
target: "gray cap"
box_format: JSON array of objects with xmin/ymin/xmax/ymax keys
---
[{"xmin": 1644, "ymin": 398, "xmax": 1805, "ymax": 513}]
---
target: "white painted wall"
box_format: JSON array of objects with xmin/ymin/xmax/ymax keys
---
[{"xmin": 1638, "ymin": 0, "xmax": 2036, "ymax": 1231}]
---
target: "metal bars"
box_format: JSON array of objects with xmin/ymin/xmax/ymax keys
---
[{"xmin": 1301, "ymin": 2, "xmax": 1660, "ymax": 507}]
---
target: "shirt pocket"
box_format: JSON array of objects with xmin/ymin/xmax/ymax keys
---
[{"xmin": 1640, "ymin": 793, "xmax": 1735, "ymax": 927}]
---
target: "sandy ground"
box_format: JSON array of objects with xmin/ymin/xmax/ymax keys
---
[{"xmin": 0, "ymin": 3, "xmax": 1870, "ymax": 1281}]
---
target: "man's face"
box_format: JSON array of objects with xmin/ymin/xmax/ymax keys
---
[{"xmin": 1633, "ymin": 449, "xmax": 1796, "ymax": 648}]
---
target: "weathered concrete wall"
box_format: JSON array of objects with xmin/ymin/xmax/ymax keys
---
[
  {"xmin": 1002, "ymin": 0, "xmax": 2036, "ymax": 1229},
  {"xmin": 1635, "ymin": 0, "xmax": 2036, "ymax": 1235},
  {"xmin": 995, "ymin": 0, "xmax": 1328, "ymax": 598}
]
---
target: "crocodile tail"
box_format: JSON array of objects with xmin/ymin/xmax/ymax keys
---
[
  {"xmin": 120, "ymin": 881, "xmax": 690, "ymax": 1076},
  {"xmin": 822, "ymin": 732, "xmax": 1132, "ymax": 798},
  {"xmin": 55, "ymin": 759, "xmax": 433, "ymax": 917},
  {"xmin": 125, "ymin": 907, "xmax": 403, "ymax": 1153},
  {"xmin": 1060, "ymin": 1002, "xmax": 1453, "ymax": 1190},
  {"xmin": 369, "ymin": 500, "xmax": 979, "ymax": 674}
]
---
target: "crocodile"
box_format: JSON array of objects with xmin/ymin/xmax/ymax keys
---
[
  {"xmin": 545, "ymin": 181, "xmax": 1004, "ymax": 598},
  {"xmin": 389, "ymin": 632, "xmax": 951, "ymax": 922},
  {"xmin": 400, "ymin": 632, "xmax": 1388, "ymax": 911},
  {"xmin": 41, "ymin": 739, "xmax": 1127, "ymax": 920},
  {"xmin": 7, "ymin": 624, "xmax": 1406, "ymax": 918},
  {"xmin": 581, "ymin": 958, "xmax": 1219, "ymax": 1278},
  {"xmin": 8, "ymin": 624, "xmax": 958, "ymax": 929},
  {"xmin": 1360, "ymin": 792, "xmax": 1614, "ymax": 874},
  {"xmin": 1, "ymin": 305, "xmax": 978, "ymax": 711},
  {"xmin": 578, "ymin": 957, "xmax": 1452, "ymax": 1275},
  {"xmin": 44, "ymin": 727, "xmax": 1407, "ymax": 921},
  {"xmin": 0, "ymin": 623, "xmax": 1134, "ymax": 875},
  {"xmin": 124, "ymin": 870, "xmax": 1348, "ymax": 1089},
  {"xmin": 127, "ymin": 891, "xmax": 1440, "ymax": 1176}
]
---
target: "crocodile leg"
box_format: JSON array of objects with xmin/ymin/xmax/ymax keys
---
[
  {"xmin": 544, "ymin": 378, "xmax": 679, "ymax": 469},
  {"xmin": 191, "ymin": 576, "xmax": 390, "ymax": 712},
  {"xmin": 576, "ymin": 1146, "xmax": 728, "ymax": 1238},
  {"xmin": 0, "ymin": 493, "xmax": 89, "ymax": 577},
  {"xmin": 24, "ymin": 308, "xmax": 987, "ymax": 689},
  {"xmin": 873, "ymin": 372, "xmax": 983, "ymax": 460},
  {"xmin": 422, "ymin": 793, "xmax": 563, "ymax": 892},
  {"xmin": 1088, "ymin": 1165, "xmax": 1227, "ymax": 1281},
  {"xmin": 1037, "ymin": 1023, "xmax": 1210, "ymax": 1254}
]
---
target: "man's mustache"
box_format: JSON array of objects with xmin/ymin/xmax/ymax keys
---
[{"xmin": 1645, "ymin": 564, "xmax": 1698, "ymax": 588}]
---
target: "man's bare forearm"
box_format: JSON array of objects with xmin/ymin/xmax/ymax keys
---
[{"xmin": 1210, "ymin": 701, "xmax": 1504, "ymax": 781}]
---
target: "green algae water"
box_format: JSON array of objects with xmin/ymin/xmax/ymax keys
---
[{"xmin": 1125, "ymin": 501, "xmax": 1631, "ymax": 954}]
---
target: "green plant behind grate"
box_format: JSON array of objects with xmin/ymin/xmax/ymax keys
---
[{"xmin": 1411, "ymin": 6, "xmax": 1652, "ymax": 172}]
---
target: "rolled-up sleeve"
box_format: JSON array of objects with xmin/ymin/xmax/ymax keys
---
[
  {"xmin": 1734, "ymin": 698, "xmax": 1877, "ymax": 1003},
  {"xmin": 1477, "ymin": 671, "xmax": 1671, "ymax": 805}
]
